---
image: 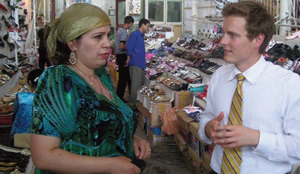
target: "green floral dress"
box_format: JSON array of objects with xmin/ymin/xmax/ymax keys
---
[{"xmin": 31, "ymin": 65, "xmax": 135, "ymax": 173}]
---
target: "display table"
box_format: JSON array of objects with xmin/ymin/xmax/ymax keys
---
[{"xmin": 0, "ymin": 71, "xmax": 22, "ymax": 99}]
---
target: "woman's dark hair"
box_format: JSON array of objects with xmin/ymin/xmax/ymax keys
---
[
  {"xmin": 37, "ymin": 28, "xmax": 45, "ymax": 40},
  {"xmin": 48, "ymin": 35, "xmax": 82, "ymax": 65},
  {"xmin": 27, "ymin": 68, "xmax": 44, "ymax": 88}
]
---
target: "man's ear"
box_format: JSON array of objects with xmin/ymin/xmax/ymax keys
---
[{"xmin": 254, "ymin": 33, "xmax": 265, "ymax": 49}]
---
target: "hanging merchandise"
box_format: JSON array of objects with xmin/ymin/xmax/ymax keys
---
[
  {"xmin": 0, "ymin": 3, "xmax": 8, "ymax": 12},
  {"xmin": 129, "ymin": 0, "xmax": 141, "ymax": 15}
]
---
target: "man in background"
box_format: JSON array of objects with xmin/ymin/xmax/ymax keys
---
[
  {"xmin": 115, "ymin": 16, "xmax": 134, "ymax": 102},
  {"xmin": 127, "ymin": 18, "xmax": 150, "ymax": 110}
]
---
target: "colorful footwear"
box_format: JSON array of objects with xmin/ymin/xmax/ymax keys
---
[
  {"xmin": 0, "ymin": 3, "xmax": 8, "ymax": 12},
  {"xmin": 286, "ymin": 31, "xmax": 300, "ymax": 40},
  {"xmin": 2, "ymin": 15, "xmax": 10, "ymax": 28}
]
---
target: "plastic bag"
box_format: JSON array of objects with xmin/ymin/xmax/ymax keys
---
[{"xmin": 161, "ymin": 108, "xmax": 179, "ymax": 135}]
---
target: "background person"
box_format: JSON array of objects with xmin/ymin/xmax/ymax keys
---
[
  {"xmin": 115, "ymin": 16, "xmax": 134, "ymax": 102},
  {"xmin": 37, "ymin": 28, "xmax": 50, "ymax": 69},
  {"xmin": 126, "ymin": 18, "xmax": 150, "ymax": 110},
  {"xmin": 30, "ymin": 3, "xmax": 151, "ymax": 174},
  {"xmin": 198, "ymin": 1, "xmax": 300, "ymax": 174}
]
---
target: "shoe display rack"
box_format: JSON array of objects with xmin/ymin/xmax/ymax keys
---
[
  {"xmin": 0, "ymin": 0, "xmax": 23, "ymax": 65},
  {"xmin": 0, "ymin": 1, "xmax": 36, "ymax": 150},
  {"xmin": 145, "ymin": 24, "xmax": 174, "ymax": 51}
]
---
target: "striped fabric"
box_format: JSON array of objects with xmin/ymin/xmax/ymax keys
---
[{"xmin": 221, "ymin": 74, "xmax": 246, "ymax": 174}]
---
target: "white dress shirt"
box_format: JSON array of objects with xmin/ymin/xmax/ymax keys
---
[{"xmin": 199, "ymin": 57, "xmax": 300, "ymax": 174}]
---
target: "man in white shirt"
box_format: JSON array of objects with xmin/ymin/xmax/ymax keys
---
[{"xmin": 198, "ymin": 1, "xmax": 300, "ymax": 174}]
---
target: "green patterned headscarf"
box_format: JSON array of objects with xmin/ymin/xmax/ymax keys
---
[{"xmin": 46, "ymin": 3, "xmax": 111, "ymax": 57}]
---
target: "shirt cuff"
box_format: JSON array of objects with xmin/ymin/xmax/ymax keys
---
[{"xmin": 198, "ymin": 119, "xmax": 213, "ymax": 144}]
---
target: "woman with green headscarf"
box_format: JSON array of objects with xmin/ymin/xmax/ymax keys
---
[{"xmin": 30, "ymin": 3, "xmax": 151, "ymax": 174}]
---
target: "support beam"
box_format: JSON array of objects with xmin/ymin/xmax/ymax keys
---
[{"xmin": 279, "ymin": 0, "xmax": 291, "ymax": 35}]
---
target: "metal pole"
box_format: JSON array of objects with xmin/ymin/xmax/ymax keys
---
[
  {"xmin": 14, "ymin": 0, "xmax": 18, "ymax": 66},
  {"xmin": 192, "ymin": 0, "xmax": 197, "ymax": 35},
  {"xmin": 280, "ymin": 0, "xmax": 291, "ymax": 35},
  {"xmin": 44, "ymin": 0, "xmax": 46, "ymax": 27},
  {"xmin": 33, "ymin": 0, "xmax": 37, "ymax": 55}
]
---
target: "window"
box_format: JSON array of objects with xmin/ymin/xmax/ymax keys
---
[
  {"xmin": 146, "ymin": 0, "xmax": 182, "ymax": 24},
  {"xmin": 167, "ymin": 0, "xmax": 182, "ymax": 22},
  {"xmin": 148, "ymin": 0, "xmax": 164, "ymax": 22}
]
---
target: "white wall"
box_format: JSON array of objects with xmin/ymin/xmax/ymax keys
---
[{"xmin": 184, "ymin": 0, "xmax": 215, "ymax": 37}]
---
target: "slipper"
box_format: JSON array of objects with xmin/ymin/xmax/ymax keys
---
[
  {"xmin": 286, "ymin": 31, "xmax": 300, "ymax": 40},
  {"xmin": 0, "ymin": 3, "xmax": 8, "ymax": 12}
]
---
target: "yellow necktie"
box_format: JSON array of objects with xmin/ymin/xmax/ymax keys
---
[{"xmin": 221, "ymin": 74, "xmax": 246, "ymax": 174}]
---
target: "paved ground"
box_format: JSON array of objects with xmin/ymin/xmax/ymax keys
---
[
  {"xmin": 135, "ymin": 125, "xmax": 194, "ymax": 174},
  {"xmin": 114, "ymin": 79, "xmax": 194, "ymax": 174}
]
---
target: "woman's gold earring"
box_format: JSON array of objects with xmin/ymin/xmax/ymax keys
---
[{"xmin": 69, "ymin": 51, "xmax": 76, "ymax": 65}]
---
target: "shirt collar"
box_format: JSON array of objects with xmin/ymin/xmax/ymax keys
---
[
  {"xmin": 228, "ymin": 55, "xmax": 267, "ymax": 84},
  {"xmin": 136, "ymin": 29, "xmax": 144, "ymax": 36}
]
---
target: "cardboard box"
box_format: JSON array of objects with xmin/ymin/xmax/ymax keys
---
[
  {"xmin": 138, "ymin": 113, "xmax": 146, "ymax": 130},
  {"xmin": 181, "ymin": 148, "xmax": 193, "ymax": 169},
  {"xmin": 174, "ymin": 132, "xmax": 188, "ymax": 152},
  {"xmin": 179, "ymin": 126, "xmax": 191, "ymax": 144},
  {"xmin": 107, "ymin": 63, "xmax": 118, "ymax": 82},
  {"xmin": 176, "ymin": 110, "xmax": 194, "ymax": 132},
  {"xmin": 193, "ymin": 161, "xmax": 212, "ymax": 174},
  {"xmin": 188, "ymin": 146, "xmax": 203, "ymax": 168},
  {"xmin": 174, "ymin": 91, "xmax": 194, "ymax": 109},
  {"xmin": 208, "ymin": 144, "xmax": 215, "ymax": 155},
  {"xmin": 138, "ymin": 101, "xmax": 172, "ymax": 128},
  {"xmin": 190, "ymin": 133, "xmax": 210, "ymax": 159},
  {"xmin": 191, "ymin": 134, "xmax": 201, "ymax": 156},
  {"xmin": 194, "ymin": 98, "xmax": 207, "ymax": 110},
  {"xmin": 138, "ymin": 102, "xmax": 148, "ymax": 117},
  {"xmin": 148, "ymin": 127, "xmax": 174, "ymax": 145},
  {"xmin": 203, "ymin": 152, "xmax": 212, "ymax": 167},
  {"xmin": 146, "ymin": 120, "xmax": 164, "ymax": 136},
  {"xmin": 189, "ymin": 122, "xmax": 201, "ymax": 141},
  {"xmin": 202, "ymin": 160, "xmax": 212, "ymax": 173},
  {"xmin": 149, "ymin": 102, "xmax": 172, "ymax": 127}
]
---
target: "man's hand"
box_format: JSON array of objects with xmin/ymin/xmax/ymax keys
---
[
  {"xmin": 205, "ymin": 112, "xmax": 224, "ymax": 139},
  {"xmin": 212, "ymin": 124, "xmax": 260, "ymax": 148},
  {"xmin": 125, "ymin": 56, "xmax": 130, "ymax": 66}
]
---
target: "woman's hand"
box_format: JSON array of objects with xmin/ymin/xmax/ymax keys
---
[
  {"xmin": 110, "ymin": 156, "xmax": 141, "ymax": 174},
  {"xmin": 133, "ymin": 135, "xmax": 151, "ymax": 160}
]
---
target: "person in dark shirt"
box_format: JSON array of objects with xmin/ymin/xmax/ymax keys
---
[
  {"xmin": 38, "ymin": 28, "xmax": 50, "ymax": 69},
  {"xmin": 126, "ymin": 19, "xmax": 150, "ymax": 110},
  {"xmin": 115, "ymin": 16, "xmax": 134, "ymax": 102}
]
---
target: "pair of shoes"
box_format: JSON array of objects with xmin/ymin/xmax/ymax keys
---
[
  {"xmin": 286, "ymin": 31, "xmax": 300, "ymax": 40},
  {"xmin": 3, "ymin": 34, "xmax": 15, "ymax": 51}
]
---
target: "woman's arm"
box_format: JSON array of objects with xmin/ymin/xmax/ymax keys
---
[{"xmin": 31, "ymin": 134, "xmax": 140, "ymax": 174}]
